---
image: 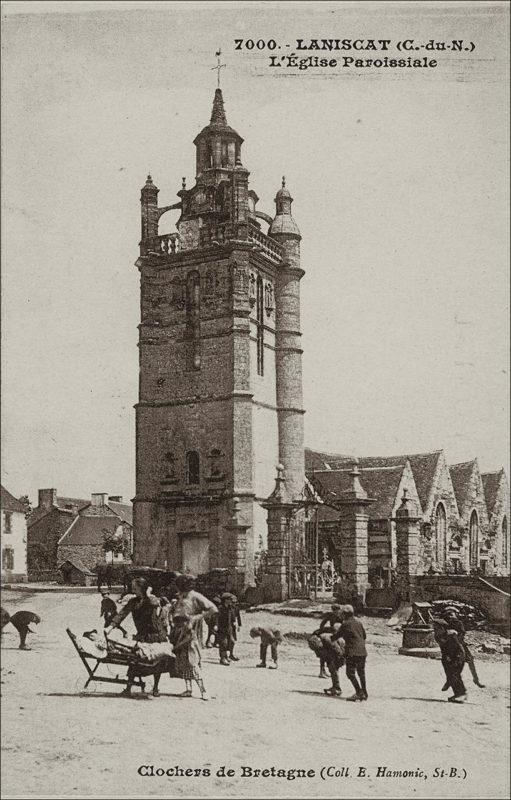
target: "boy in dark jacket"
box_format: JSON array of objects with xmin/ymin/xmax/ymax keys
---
[
  {"xmin": 250, "ymin": 626, "xmax": 283, "ymax": 669},
  {"xmin": 433, "ymin": 616, "xmax": 467, "ymax": 702},
  {"xmin": 318, "ymin": 604, "xmax": 343, "ymax": 678},
  {"xmin": 332, "ymin": 605, "xmax": 368, "ymax": 701},
  {"xmin": 100, "ymin": 591, "xmax": 127, "ymax": 637},
  {"xmin": 442, "ymin": 607, "xmax": 484, "ymax": 689},
  {"xmin": 217, "ymin": 593, "xmax": 239, "ymax": 665},
  {"xmin": 308, "ymin": 627, "xmax": 345, "ymax": 696}
]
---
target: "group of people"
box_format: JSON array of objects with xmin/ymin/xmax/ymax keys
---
[
  {"xmin": 102, "ymin": 574, "xmax": 218, "ymax": 699},
  {"xmin": 204, "ymin": 592, "xmax": 242, "ymax": 664},
  {"xmin": 308, "ymin": 603, "xmax": 368, "ymax": 701},
  {"xmin": 308, "ymin": 600, "xmax": 485, "ymax": 704},
  {"xmin": 2, "ymin": 578, "xmax": 486, "ymax": 708},
  {"xmin": 204, "ymin": 594, "xmax": 284, "ymax": 669},
  {"xmin": 98, "ymin": 575, "xmax": 290, "ymax": 697}
]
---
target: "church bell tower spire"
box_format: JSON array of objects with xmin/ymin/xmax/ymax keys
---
[{"xmin": 134, "ymin": 85, "xmax": 305, "ymax": 592}]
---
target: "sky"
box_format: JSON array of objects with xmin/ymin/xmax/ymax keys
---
[{"xmin": 1, "ymin": 1, "xmax": 509, "ymax": 503}]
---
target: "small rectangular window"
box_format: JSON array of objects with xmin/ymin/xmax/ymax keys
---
[
  {"xmin": 186, "ymin": 451, "xmax": 200, "ymax": 485},
  {"xmin": 2, "ymin": 548, "xmax": 14, "ymax": 571},
  {"xmin": 4, "ymin": 512, "xmax": 12, "ymax": 534}
]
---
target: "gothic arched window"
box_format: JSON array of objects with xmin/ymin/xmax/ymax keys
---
[
  {"xmin": 469, "ymin": 510, "xmax": 479, "ymax": 569},
  {"xmin": 256, "ymin": 276, "xmax": 264, "ymax": 376},
  {"xmin": 435, "ymin": 503, "xmax": 447, "ymax": 568},
  {"xmin": 186, "ymin": 451, "xmax": 200, "ymax": 485},
  {"xmin": 502, "ymin": 517, "xmax": 508, "ymax": 567},
  {"xmin": 2, "ymin": 547, "xmax": 14, "ymax": 571}
]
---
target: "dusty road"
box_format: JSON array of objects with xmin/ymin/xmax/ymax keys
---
[{"xmin": 1, "ymin": 590, "xmax": 509, "ymax": 799}]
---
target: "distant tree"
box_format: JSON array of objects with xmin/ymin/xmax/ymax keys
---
[
  {"xmin": 102, "ymin": 529, "xmax": 125, "ymax": 556},
  {"xmin": 18, "ymin": 495, "xmax": 33, "ymax": 519}
]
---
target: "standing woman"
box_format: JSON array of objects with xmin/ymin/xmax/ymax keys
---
[
  {"xmin": 169, "ymin": 614, "xmax": 209, "ymax": 700},
  {"xmin": 172, "ymin": 574, "xmax": 218, "ymax": 645},
  {"xmin": 105, "ymin": 577, "xmax": 167, "ymax": 696}
]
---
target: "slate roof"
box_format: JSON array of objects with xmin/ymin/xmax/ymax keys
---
[
  {"xmin": 481, "ymin": 470, "xmax": 504, "ymax": 516},
  {"xmin": 312, "ymin": 465, "xmax": 406, "ymax": 520},
  {"xmin": 0, "ymin": 485, "xmax": 26, "ymax": 514},
  {"xmin": 356, "ymin": 453, "xmax": 441, "ymax": 513},
  {"xmin": 57, "ymin": 558, "xmax": 95, "ymax": 576},
  {"xmin": 306, "ymin": 449, "xmax": 442, "ymax": 514},
  {"xmin": 59, "ymin": 515, "xmax": 122, "ymax": 547},
  {"xmin": 57, "ymin": 496, "xmax": 89, "ymax": 512},
  {"xmin": 305, "ymin": 448, "xmax": 355, "ymax": 472},
  {"xmin": 107, "ymin": 501, "xmax": 133, "ymax": 526},
  {"xmin": 449, "ymin": 460, "xmax": 476, "ymax": 514}
]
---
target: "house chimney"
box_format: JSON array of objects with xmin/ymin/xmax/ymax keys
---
[
  {"xmin": 108, "ymin": 495, "xmax": 123, "ymax": 503},
  {"xmin": 91, "ymin": 493, "xmax": 108, "ymax": 507},
  {"xmin": 38, "ymin": 489, "xmax": 57, "ymax": 510}
]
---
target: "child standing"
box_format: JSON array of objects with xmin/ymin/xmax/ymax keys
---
[
  {"xmin": 169, "ymin": 614, "xmax": 209, "ymax": 700},
  {"xmin": 331, "ymin": 605, "xmax": 368, "ymax": 701},
  {"xmin": 217, "ymin": 593, "xmax": 240, "ymax": 665},
  {"xmin": 205, "ymin": 597, "xmax": 220, "ymax": 648},
  {"xmin": 100, "ymin": 591, "xmax": 128, "ymax": 638},
  {"xmin": 250, "ymin": 626, "xmax": 283, "ymax": 669}
]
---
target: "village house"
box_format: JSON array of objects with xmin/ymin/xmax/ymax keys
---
[
  {"xmin": 27, "ymin": 490, "xmax": 133, "ymax": 581},
  {"xmin": 1, "ymin": 485, "xmax": 28, "ymax": 583}
]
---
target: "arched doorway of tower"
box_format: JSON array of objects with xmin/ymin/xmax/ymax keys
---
[
  {"xmin": 181, "ymin": 532, "xmax": 209, "ymax": 576},
  {"xmin": 469, "ymin": 509, "xmax": 479, "ymax": 570},
  {"xmin": 434, "ymin": 502, "xmax": 447, "ymax": 569}
]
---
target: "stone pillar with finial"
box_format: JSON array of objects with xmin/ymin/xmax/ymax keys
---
[
  {"xmin": 223, "ymin": 496, "xmax": 252, "ymax": 593},
  {"xmin": 336, "ymin": 459, "xmax": 375, "ymax": 608},
  {"xmin": 140, "ymin": 174, "xmax": 159, "ymax": 248},
  {"xmin": 261, "ymin": 464, "xmax": 295, "ymax": 602},
  {"xmin": 393, "ymin": 489, "xmax": 421, "ymax": 603},
  {"xmin": 269, "ymin": 177, "xmax": 305, "ymax": 504}
]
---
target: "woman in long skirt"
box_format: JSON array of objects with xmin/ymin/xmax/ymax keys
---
[{"xmin": 169, "ymin": 613, "xmax": 209, "ymax": 701}]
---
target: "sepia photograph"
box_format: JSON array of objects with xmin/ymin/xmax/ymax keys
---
[{"xmin": 1, "ymin": 1, "xmax": 509, "ymax": 798}]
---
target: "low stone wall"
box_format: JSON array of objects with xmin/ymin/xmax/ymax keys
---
[
  {"xmin": 27, "ymin": 569, "xmax": 59, "ymax": 583},
  {"xmin": 365, "ymin": 587, "xmax": 396, "ymax": 610},
  {"xmin": 416, "ymin": 575, "xmax": 510, "ymax": 623},
  {"xmin": 1, "ymin": 572, "xmax": 27, "ymax": 584}
]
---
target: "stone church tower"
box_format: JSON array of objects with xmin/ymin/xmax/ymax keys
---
[{"xmin": 133, "ymin": 89, "xmax": 305, "ymax": 589}]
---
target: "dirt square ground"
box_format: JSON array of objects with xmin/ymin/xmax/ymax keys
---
[{"xmin": 1, "ymin": 589, "xmax": 509, "ymax": 799}]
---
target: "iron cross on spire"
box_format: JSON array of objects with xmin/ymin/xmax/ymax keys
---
[{"xmin": 212, "ymin": 49, "xmax": 226, "ymax": 88}]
